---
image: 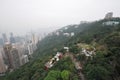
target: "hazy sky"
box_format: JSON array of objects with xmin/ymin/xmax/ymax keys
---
[{"xmin": 0, "ymin": 0, "xmax": 120, "ymax": 35}]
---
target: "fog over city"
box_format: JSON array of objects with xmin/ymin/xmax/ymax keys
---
[
  {"xmin": 0, "ymin": 0, "xmax": 120, "ymax": 35},
  {"xmin": 0, "ymin": 0, "xmax": 120, "ymax": 79}
]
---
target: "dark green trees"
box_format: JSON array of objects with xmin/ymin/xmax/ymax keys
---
[
  {"xmin": 44, "ymin": 70, "xmax": 61, "ymax": 80},
  {"xmin": 69, "ymin": 45, "xmax": 80, "ymax": 54},
  {"xmin": 84, "ymin": 52, "xmax": 112, "ymax": 80},
  {"xmin": 61, "ymin": 70, "xmax": 70, "ymax": 80},
  {"xmin": 44, "ymin": 70, "xmax": 70, "ymax": 80}
]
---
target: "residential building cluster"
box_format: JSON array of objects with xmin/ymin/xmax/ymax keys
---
[
  {"xmin": 103, "ymin": 12, "xmax": 119, "ymax": 26},
  {"xmin": 81, "ymin": 48, "xmax": 95, "ymax": 57},
  {"xmin": 63, "ymin": 32, "xmax": 75, "ymax": 37},
  {"xmin": 103, "ymin": 21, "xmax": 119, "ymax": 26},
  {"xmin": 0, "ymin": 32, "xmax": 39, "ymax": 76},
  {"xmin": 44, "ymin": 52, "xmax": 63, "ymax": 70},
  {"xmin": 77, "ymin": 43, "xmax": 96, "ymax": 57}
]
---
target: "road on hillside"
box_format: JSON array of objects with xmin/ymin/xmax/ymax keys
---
[{"xmin": 65, "ymin": 53, "xmax": 85, "ymax": 80}]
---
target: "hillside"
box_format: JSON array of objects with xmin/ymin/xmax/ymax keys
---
[{"xmin": 1, "ymin": 18, "xmax": 120, "ymax": 80}]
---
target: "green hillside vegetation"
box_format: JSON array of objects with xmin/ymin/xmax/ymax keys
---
[{"xmin": 1, "ymin": 18, "xmax": 120, "ymax": 80}]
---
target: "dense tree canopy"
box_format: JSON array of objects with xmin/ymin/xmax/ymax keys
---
[{"xmin": 1, "ymin": 18, "xmax": 120, "ymax": 80}]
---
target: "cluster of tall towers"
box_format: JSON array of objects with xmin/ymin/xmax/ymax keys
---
[
  {"xmin": 0, "ymin": 32, "xmax": 38, "ymax": 76},
  {"xmin": 0, "ymin": 33, "xmax": 15, "ymax": 46},
  {"xmin": 0, "ymin": 33, "xmax": 19, "ymax": 75}
]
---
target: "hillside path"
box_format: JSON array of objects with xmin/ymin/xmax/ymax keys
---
[{"xmin": 65, "ymin": 53, "xmax": 85, "ymax": 80}]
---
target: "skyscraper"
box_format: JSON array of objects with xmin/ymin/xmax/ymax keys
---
[
  {"xmin": 10, "ymin": 32, "xmax": 15, "ymax": 44},
  {"xmin": 3, "ymin": 43, "xmax": 21, "ymax": 69},
  {"xmin": 0, "ymin": 48, "xmax": 6, "ymax": 75},
  {"xmin": 0, "ymin": 38, "xmax": 4, "ymax": 46},
  {"xmin": 10, "ymin": 46, "xmax": 21, "ymax": 69},
  {"xmin": 3, "ymin": 43, "xmax": 12, "ymax": 69},
  {"xmin": 28, "ymin": 41, "xmax": 34, "ymax": 55},
  {"xmin": 2, "ymin": 33, "xmax": 8, "ymax": 44}
]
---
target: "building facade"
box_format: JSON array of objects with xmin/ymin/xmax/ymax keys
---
[
  {"xmin": 10, "ymin": 33, "xmax": 16, "ymax": 44},
  {"xmin": 3, "ymin": 43, "xmax": 13, "ymax": 69},
  {"xmin": 0, "ymin": 48, "xmax": 6, "ymax": 75},
  {"xmin": 10, "ymin": 47, "xmax": 21, "ymax": 69},
  {"xmin": 2, "ymin": 33, "xmax": 8, "ymax": 44},
  {"xmin": 104, "ymin": 12, "xmax": 113, "ymax": 19}
]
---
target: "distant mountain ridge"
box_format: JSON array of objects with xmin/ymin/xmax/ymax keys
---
[{"xmin": 34, "ymin": 17, "xmax": 120, "ymax": 57}]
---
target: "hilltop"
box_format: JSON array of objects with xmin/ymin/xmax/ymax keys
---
[{"xmin": 1, "ymin": 18, "xmax": 120, "ymax": 80}]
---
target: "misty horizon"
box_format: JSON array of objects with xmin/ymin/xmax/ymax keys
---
[{"xmin": 0, "ymin": 0, "xmax": 120, "ymax": 35}]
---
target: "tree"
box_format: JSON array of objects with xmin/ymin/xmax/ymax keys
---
[
  {"xmin": 84, "ymin": 52, "xmax": 112, "ymax": 80},
  {"xmin": 44, "ymin": 76, "xmax": 56, "ymax": 80},
  {"xmin": 69, "ymin": 45, "xmax": 79, "ymax": 54},
  {"xmin": 61, "ymin": 70, "xmax": 70, "ymax": 80},
  {"xmin": 72, "ymin": 75, "xmax": 79, "ymax": 80},
  {"xmin": 104, "ymin": 32, "xmax": 120, "ymax": 48},
  {"xmin": 44, "ymin": 70, "xmax": 61, "ymax": 80}
]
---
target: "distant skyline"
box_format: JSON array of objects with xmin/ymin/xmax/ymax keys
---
[{"xmin": 0, "ymin": 0, "xmax": 120, "ymax": 35}]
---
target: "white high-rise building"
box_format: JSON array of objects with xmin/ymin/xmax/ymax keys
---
[
  {"xmin": 15, "ymin": 43, "xmax": 29, "ymax": 66},
  {"xmin": 28, "ymin": 43, "xmax": 34, "ymax": 55},
  {"xmin": 104, "ymin": 12, "xmax": 113, "ymax": 19},
  {"xmin": 10, "ymin": 47, "xmax": 21, "ymax": 69}
]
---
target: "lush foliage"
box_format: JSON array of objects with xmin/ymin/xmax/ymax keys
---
[{"xmin": 1, "ymin": 18, "xmax": 120, "ymax": 80}]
